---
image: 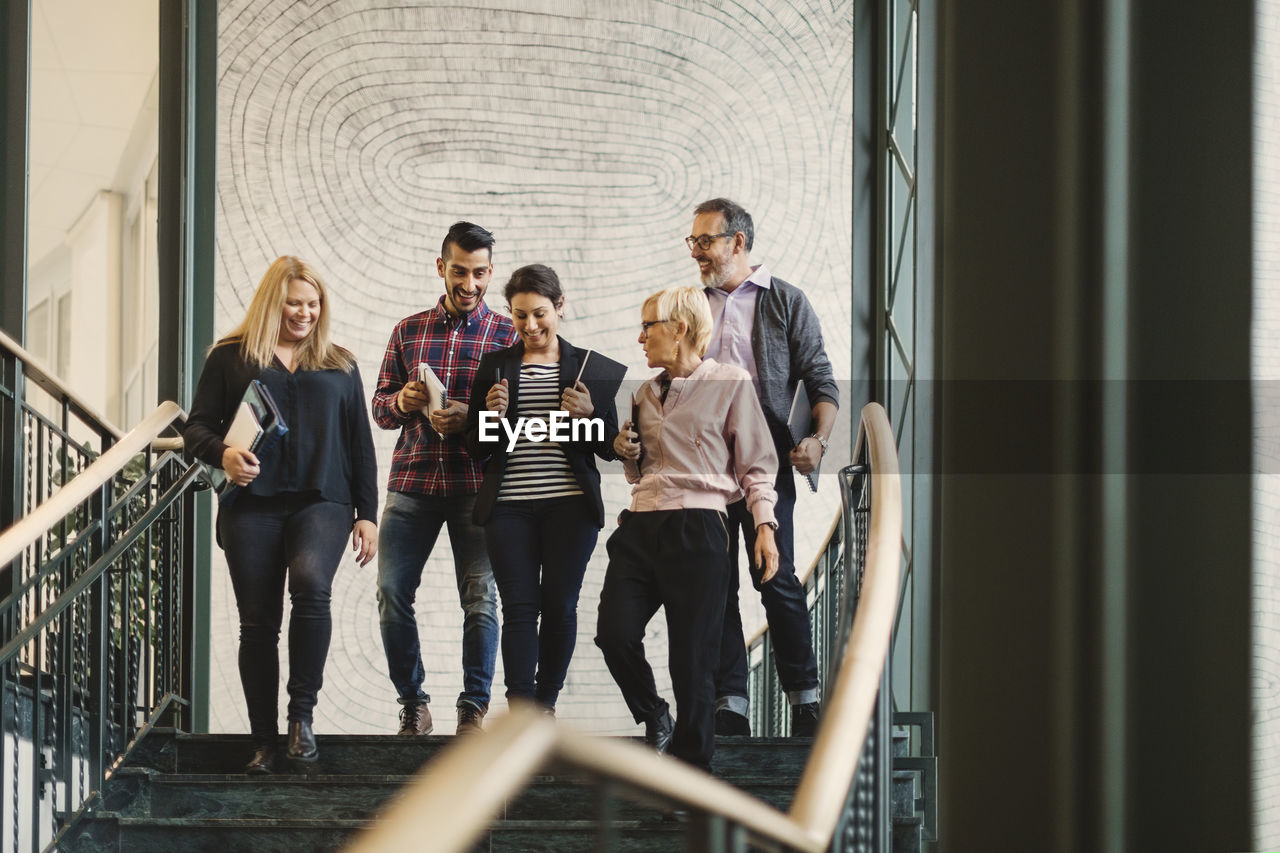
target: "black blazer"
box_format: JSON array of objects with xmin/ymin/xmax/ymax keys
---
[{"xmin": 463, "ymin": 337, "xmax": 620, "ymax": 527}]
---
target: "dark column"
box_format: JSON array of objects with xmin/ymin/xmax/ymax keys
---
[
  {"xmin": 935, "ymin": 1, "xmax": 1252, "ymax": 851},
  {"xmin": 935, "ymin": 2, "xmax": 1068, "ymax": 846},
  {"xmin": 0, "ymin": 2, "xmax": 28, "ymax": 343},
  {"xmin": 1125, "ymin": 1, "xmax": 1253, "ymax": 849},
  {"xmin": 158, "ymin": 0, "xmax": 216, "ymax": 732},
  {"xmin": 851, "ymin": 0, "xmax": 877, "ymax": 423}
]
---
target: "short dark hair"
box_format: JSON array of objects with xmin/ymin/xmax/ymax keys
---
[
  {"xmin": 442, "ymin": 221, "xmax": 495, "ymax": 261},
  {"xmin": 693, "ymin": 197, "xmax": 754, "ymax": 252},
  {"xmin": 504, "ymin": 264, "xmax": 564, "ymax": 306}
]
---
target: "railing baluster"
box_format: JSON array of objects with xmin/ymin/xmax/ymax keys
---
[
  {"xmin": 29, "ymin": 632, "xmax": 42, "ymax": 852},
  {"xmin": 143, "ymin": 474, "xmax": 155, "ymax": 711},
  {"xmin": 88, "ymin": 563, "xmax": 107, "ymax": 797}
]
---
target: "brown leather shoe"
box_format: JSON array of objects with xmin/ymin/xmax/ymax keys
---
[
  {"xmin": 397, "ymin": 701, "xmax": 433, "ymax": 736},
  {"xmin": 456, "ymin": 703, "xmax": 486, "ymax": 734}
]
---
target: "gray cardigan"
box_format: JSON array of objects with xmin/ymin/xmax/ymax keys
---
[{"xmin": 710, "ymin": 275, "xmax": 839, "ymax": 449}]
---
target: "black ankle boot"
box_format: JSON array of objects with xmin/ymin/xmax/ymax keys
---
[
  {"xmin": 644, "ymin": 708, "xmax": 674, "ymax": 754},
  {"xmin": 286, "ymin": 720, "xmax": 318, "ymax": 762},
  {"xmin": 245, "ymin": 737, "xmax": 277, "ymax": 774}
]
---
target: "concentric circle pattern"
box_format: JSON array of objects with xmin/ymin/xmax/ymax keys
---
[{"xmin": 212, "ymin": 0, "xmax": 852, "ymax": 735}]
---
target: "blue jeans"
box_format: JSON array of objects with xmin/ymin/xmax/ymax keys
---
[
  {"xmin": 377, "ymin": 491, "xmax": 497, "ymax": 711},
  {"xmin": 485, "ymin": 496, "xmax": 599, "ymax": 708}
]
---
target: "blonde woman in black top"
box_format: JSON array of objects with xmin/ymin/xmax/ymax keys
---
[
  {"xmin": 464, "ymin": 264, "xmax": 621, "ymax": 714},
  {"xmin": 184, "ymin": 256, "xmax": 378, "ymax": 773}
]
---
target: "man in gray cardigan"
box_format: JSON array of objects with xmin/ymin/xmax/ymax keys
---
[{"xmin": 688, "ymin": 197, "xmax": 839, "ymax": 737}]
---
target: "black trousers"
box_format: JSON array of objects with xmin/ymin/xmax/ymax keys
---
[
  {"xmin": 594, "ymin": 509, "xmax": 730, "ymax": 771},
  {"xmin": 218, "ymin": 493, "xmax": 350, "ymax": 736}
]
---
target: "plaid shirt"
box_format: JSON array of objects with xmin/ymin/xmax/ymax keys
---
[{"xmin": 373, "ymin": 297, "xmax": 516, "ymax": 495}]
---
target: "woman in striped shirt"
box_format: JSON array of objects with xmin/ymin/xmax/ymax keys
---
[{"xmin": 464, "ymin": 264, "xmax": 621, "ymax": 714}]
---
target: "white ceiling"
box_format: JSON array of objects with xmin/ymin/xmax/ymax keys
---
[{"xmin": 28, "ymin": 0, "xmax": 158, "ymax": 265}]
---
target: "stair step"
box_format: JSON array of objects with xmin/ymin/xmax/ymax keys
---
[
  {"xmin": 66, "ymin": 815, "xmax": 691, "ymax": 853},
  {"xmin": 66, "ymin": 730, "xmax": 811, "ymax": 852},
  {"xmin": 124, "ymin": 731, "xmax": 811, "ymax": 781},
  {"xmin": 892, "ymin": 813, "xmax": 925, "ymax": 853},
  {"xmin": 893, "ymin": 768, "xmax": 918, "ymax": 816},
  {"xmin": 95, "ymin": 770, "xmax": 797, "ymax": 821},
  {"xmin": 486, "ymin": 819, "xmax": 689, "ymax": 852}
]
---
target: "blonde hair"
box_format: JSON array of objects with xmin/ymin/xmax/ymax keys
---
[
  {"xmin": 642, "ymin": 286, "xmax": 713, "ymax": 357},
  {"xmin": 219, "ymin": 256, "xmax": 354, "ymax": 372}
]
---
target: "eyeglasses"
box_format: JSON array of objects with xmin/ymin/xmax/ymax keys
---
[
  {"xmin": 684, "ymin": 233, "xmax": 733, "ymax": 251},
  {"xmin": 639, "ymin": 318, "xmax": 670, "ymax": 336}
]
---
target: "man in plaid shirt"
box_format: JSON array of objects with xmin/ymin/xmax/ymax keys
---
[{"xmin": 372, "ymin": 221, "xmax": 516, "ymax": 736}]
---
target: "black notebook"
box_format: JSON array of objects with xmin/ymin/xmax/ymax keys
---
[
  {"xmin": 217, "ymin": 379, "xmax": 289, "ymax": 506},
  {"xmin": 573, "ymin": 349, "xmax": 627, "ymax": 404}
]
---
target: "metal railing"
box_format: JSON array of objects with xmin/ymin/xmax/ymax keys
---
[
  {"xmin": 0, "ymin": 332, "xmax": 202, "ymax": 852},
  {"xmin": 0, "ymin": 329, "xmax": 124, "ymax": 533}
]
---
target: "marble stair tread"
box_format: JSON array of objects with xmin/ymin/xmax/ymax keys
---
[
  {"xmin": 125, "ymin": 732, "xmax": 812, "ymax": 781},
  {"xmin": 99, "ymin": 773, "xmax": 797, "ymax": 822},
  {"xmin": 65, "ymin": 729, "xmax": 815, "ymax": 853}
]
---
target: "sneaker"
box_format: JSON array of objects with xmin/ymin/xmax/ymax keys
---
[
  {"xmin": 456, "ymin": 703, "xmax": 486, "ymax": 734},
  {"xmin": 397, "ymin": 701, "xmax": 433, "ymax": 736},
  {"xmin": 644, "ymin": 708, "xmax": 674, "ymax": 754},
  {"xmin": 791, "ymin": 702, "xmax": 820, "ymax": 737},
  {"xmin": 715, "ymin": 709, "xmax": 751, "ymax": 737}
]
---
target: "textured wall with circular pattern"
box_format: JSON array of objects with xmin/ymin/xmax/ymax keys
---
[{"xmin": 212, "ymin": 0, "xmax": 853, "ymax": 735}]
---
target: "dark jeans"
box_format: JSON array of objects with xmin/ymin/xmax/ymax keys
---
[
  {"xmin": 218, "ymin": 493, "xmax": 351, "ymax": 737},
  {"xmin": 716, "ymin": 470, "xmax": 820, "ymax": 711},
  {"xmin": 594, "ymin": 509, "xmax": 730, "ymax": 771},
  {"xmin": 377, "ymin": 491, "xmax": 497, "ymax": 711},
  {"xmin": 485, "ymin": 496, "xmax": 599, "ymax": 708}
]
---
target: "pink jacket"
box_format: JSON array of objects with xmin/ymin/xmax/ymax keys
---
[{"xmin": 625, "ymin": 358, "xmax": 778, "ymax": 528}]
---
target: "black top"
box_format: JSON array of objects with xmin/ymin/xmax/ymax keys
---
[
  {"xmin": 463, "ymin": 337, "xmax": 622, "ymax": 528},
  {"xmin": 183, "ymin": 341, "xmax": 379, "ymax": 522}
]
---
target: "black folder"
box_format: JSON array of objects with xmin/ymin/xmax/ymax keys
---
[
  {"xmin": 217, "ymin": 379, "xmax": 289, "ymax": 506},
  {"xmin": 574, "ymin": 349, "xmax": 627, "ymax": 405}
]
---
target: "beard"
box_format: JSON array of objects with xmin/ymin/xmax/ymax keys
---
[{"xmin": 700, "ymin": 260, "xmax": 733, "ymax": 290}]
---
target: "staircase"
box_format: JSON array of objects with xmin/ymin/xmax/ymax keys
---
[{"xmin": 58, "ymin": 730, "xmax": 820, "ymax": 852}]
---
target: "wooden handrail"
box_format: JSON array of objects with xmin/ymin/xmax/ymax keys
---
[
  {"xmin": 345, "ymin": 401, "xmax": 903, "ymax": 853},
  {"xmin": 0, "ymin": 401, "xmax": 187, "ymax": 568}
]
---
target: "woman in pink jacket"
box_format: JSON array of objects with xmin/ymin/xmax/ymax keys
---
[{"xmin": 594, "ymin": 285, "xmax": 779, "ymax": 772}]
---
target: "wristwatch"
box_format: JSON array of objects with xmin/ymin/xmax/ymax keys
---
[{"xmin": 809, "ymin": 434, "xmax": 829, "ymax": 455}]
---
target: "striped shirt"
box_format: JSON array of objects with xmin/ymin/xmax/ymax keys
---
[
  {"xmin": 372, "ymin": 297, "xmax": 516, "ymax": 496},
  {"xmin": 496, "ymin": 363, "xmax": 583, "ymax": 502}
]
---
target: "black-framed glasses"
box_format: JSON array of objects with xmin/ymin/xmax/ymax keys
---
[
  {"xmin": 639, "ymin": 318, "xmax": 670, "ymax": 336},
  {"xmin": 684, "ymin": 233, "xmax": 733, "ymax": 251}
]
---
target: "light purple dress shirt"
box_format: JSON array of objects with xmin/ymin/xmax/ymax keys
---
[{"xmin": 705, "ymin": 263, "xmax": 772, "ymax": 391}]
